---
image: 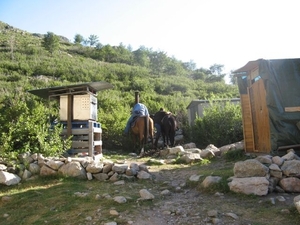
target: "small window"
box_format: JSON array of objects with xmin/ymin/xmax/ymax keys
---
[{"xmin": 252, "ymin": 75, "xmax": 261, "ymax": 84}]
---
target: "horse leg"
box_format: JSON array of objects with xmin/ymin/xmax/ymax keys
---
[
  {"xmin": 150, "ymin": 134, "xmax": 154, "ymax": 150},
  {"xmin": 166, "ymin": 134, "xmax": 170, "ymax": 147},
  {"xmin": 170, "ymin": 131, "xmax": 175, "ymax": 147},
  {"xmin": 139, "ymin": 133, "xmax": 145, "ymax": 156},
  {"xmin": 132, "ymin": 134, "xmax": 138, "ymax": 153},
  {"xmin": 161, "ymin": 133, "xmax": 166, "ymax": 147},
  {"xmin": 154, "ymin": 129, "xmax": 160, "ymax": 149}
]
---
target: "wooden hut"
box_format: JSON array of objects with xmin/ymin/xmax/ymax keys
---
[
  {"xmin": 234, "ymin": 58, "xmax": 300, "ymax": 155},
  {"xmin": 29, "ymin": 81, "xmax": 113, "ymax": 158}
]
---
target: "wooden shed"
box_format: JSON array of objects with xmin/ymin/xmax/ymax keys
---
[
  {"xmin": 29, "ymin": 81, "xmax": 113, "ymax": 158},
  {"xmin": 234, "ymin": 58, "xmax": 300, "ymax": 154}
]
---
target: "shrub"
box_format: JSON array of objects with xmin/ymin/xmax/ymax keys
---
[
  {"xmin": 190, "ymin": 101, "xmax": 243, "ymax": 148},
  {"xmin": 0, "ymin": 92, "xmax": 71, "ymax": 160},
  {"xmin": 224, "ymin": 149, "xmax": 248, "ymax": 161}
]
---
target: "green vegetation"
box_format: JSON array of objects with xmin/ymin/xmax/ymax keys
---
[
  {"xmin": 190, "ymin": 102, "xmax": 243, "ymax": 148},
  {"xmin": 224, "ymin": 148, "xmax": 250, "ymax": 161},
  {"xmin": 42, "ymin": 32, "xmax": 60, "ymax": 54},
  {"xmin": 0, "ymin": 20, "xmax": 242, "ymax": 159}
]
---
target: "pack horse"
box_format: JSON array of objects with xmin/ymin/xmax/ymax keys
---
[
  {"xmin": 161, "ymin": 114, "xmax": 177, "ymax": 147},
  {"xmin": 131, "ymin": 115, "xmax": 154, "ymax": 156}
]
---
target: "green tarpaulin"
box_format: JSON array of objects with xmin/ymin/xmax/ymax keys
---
[
  {"xmin": 259, "ymin": 59, "xmax": 300, "ymax": 151},
  {"xmin": 237, "ymin": 58, "xmax": 300, "ymax": 152}
]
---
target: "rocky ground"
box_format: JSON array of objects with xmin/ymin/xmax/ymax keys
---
[{"xmin": 124, "ymin": 158, "xmax": 299, "ymax": 225}]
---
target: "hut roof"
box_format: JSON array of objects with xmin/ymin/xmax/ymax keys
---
[{"xmin": 28, "ymin": 81, "xmax": 113, "ymax": 99}]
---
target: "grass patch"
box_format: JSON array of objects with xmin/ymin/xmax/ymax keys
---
[
  {"xmin": 224, "ymin": 148, "xmax": 249, "ymax": 161},
  {"xmin": 0, "ymin": 177, "xmax": 153, "ymax": 225},
  {"xmin": 146, "ymin": 158, "xmax": 165, "ymax": 166}
]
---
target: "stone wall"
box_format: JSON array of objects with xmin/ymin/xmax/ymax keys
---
[
  {"xmin": 1, "ymin": 142, "xmax": 300, "ymax": 198},
  {"xmin": 0, "ymin": 141, "xmax": 242, "ymax": 186},
  {"xmin": 228, "ymin": 149, "xmax": 300, "ymax": 196},
  {"xmin": 0, "ymin": 153, "xmax": 153, "ymax": 186}
]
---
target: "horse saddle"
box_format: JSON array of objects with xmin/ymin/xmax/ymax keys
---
[
  {"xmin": 131, "ymin": 115, "xmax": 148, "ymax": 127},
  {"xmin": 161, "ymin": 113, "xmax": 171, "ymax": 123}
]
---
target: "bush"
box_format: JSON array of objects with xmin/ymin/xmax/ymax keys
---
[
  {"xmin": 190, "ymin": 102, "xmax": 243, "ymax": 148},
  {"xmin": 0, "ymin": 92, "xmax": 71, "ymax": 160},
  {"xmin": 224, "ymin": 149, "xmax": 248, "ymax": 161}
]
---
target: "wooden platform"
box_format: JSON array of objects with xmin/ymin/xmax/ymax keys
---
[
  {"xmin": 61, "ymin": 120, "xmax": 102, "ymax": 157},
  {"xmin": 276, "ymin": 144, "xmax": 300, "ymax": 156}
]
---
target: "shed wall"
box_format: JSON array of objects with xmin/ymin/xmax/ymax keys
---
[
  {"xmin": 249, "ymin": 78, "xmax": 270, "ymax": 152},
  {"xmin": 240, "ymin": 94, "xmax": 255, "ymax": 151}
]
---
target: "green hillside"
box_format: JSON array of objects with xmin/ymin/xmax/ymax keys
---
[{"xmin": 0, "ymin": 21, "xmax": 241, "ymax": 155}]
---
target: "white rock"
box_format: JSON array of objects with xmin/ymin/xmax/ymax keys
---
[
  {"xmin": 139, "ymin": 189, "xmax": 155, "ymax": 200},
  {"xmin": 109, "ymin": 209, "xmax": 119, "ymax": 216},
  {"xmin": 113, "ymin": 196, "xmax": 127, "ymax": 203},
  {"xmin": 189, "ymin": 174, "xmax": 202, "ymax": 182},
  {"xmin": 225, "ymin": 212, "xmax": 239, "ymax": 220},
  {"xmin": 0, "ymin": 171, "xmax": 21, "ymax": 186}
]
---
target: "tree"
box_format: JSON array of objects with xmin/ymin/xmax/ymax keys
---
[
  {"xmin": 127, "ymin": 44, "xmax": 133, "ymax": 52},
  {"xmin": 133, "ymin": 46, "xmax": 150, "ymax": 67},
  {"xmin": 209, "ymin": 64, "xmax": 224, "ymax": 76},
  {"xmin": 98, "ymin": 44, "xmax": 117, "ymax": 62},
  {"xmin": 115, "ymin": 42, "xmax": 133, "ymax": 64},
  {"xmin": 88, "ymin": 34, "xmax": 99, "ymax": 47},
  {"xmin": 149, "ymin": 51, "xmax": 168, "ymax": 75},
  {"xmin": 182, "ymin": 60, "xmax": 196, "ymax": 71},
  {"xmin": 191, "ymin": 68, "xmax": 209, "ymax": 80},
  {"xmin": 165, "ymin": 57, "xmax": 186, "ymax": 76},
  {"xmin": 206, "ymin": 64, "xmax": 226, "ymax": 82},
  {"xmin": 42, "ymin": 32, "xmax": 60, "ymax": 54},
  {"xmin": 96, "ymin": 43, "xmax": 103, "ymax": 49},
  {"xmin": 74, "ymin": 34, "xmax": 84, "ymax": 45},
  {"xmin": 229, "ymin": 70, "xmax": 237, "ymax": 85}
]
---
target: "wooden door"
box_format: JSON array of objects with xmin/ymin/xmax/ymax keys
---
[{"xmin": 249, "ymin": 79, "xmax": 270, "ymax": 153}]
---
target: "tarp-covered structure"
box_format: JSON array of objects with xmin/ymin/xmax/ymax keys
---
[{"xmin": 234, "ymin": 58, "xmax": 300, "ymax": 154}]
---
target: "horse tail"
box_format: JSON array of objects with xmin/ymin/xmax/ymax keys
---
[
  {"xmin": 169, "ymin": 115, "xmax": 177, "ymax": 146},
  {"xmin": 169, "ymin": 115, "xmax": 177, "ymax": 131}
]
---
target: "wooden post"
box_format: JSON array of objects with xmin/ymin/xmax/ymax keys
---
[
  {"xmin": 88, "ymin": 121, "xmax": 93, "ymax": 156},
  {"xmin": 67, "ymin": 94, "xmax": 73, "ymax": 138},
  {"xmin": 135, "ymin": 91, "xmax": 139, "ymax": 104}
]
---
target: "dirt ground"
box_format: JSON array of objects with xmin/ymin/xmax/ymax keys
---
[{"xmin": 124, "ymin": 157, "xmax": 299, "ymax": 225}]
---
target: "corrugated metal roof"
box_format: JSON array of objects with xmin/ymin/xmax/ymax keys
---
[{"xmin": 28, "ymin": 81, "xmax": 113, "ymax": 99}]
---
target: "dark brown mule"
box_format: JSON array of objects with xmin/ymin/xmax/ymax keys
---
[
  {"xmin": 131, "ymin": 115, "xmax": 154, "ymax": 156},
  {"xmin": 161, "ymin": 114, "xmax": 177, "ymax": 147}
]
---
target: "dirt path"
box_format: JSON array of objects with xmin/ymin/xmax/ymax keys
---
[{"xmin": 127, "ymin": 159, "xmax": 299, "ymax": 225}]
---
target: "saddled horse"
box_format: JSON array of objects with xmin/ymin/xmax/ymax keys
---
[
  {"xmin": 130, "ymin": 115, "xmax": 154, "ymax": 156},
  {"xmin": 161, "ymin": 114, "xmax": 177, "ymax": 147}
]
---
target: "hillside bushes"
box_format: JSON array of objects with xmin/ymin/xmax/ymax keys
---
[
  {"xmin": 190, "ymin": 102, "xmax": 243, "ymax": 148},
  {"xmin": 0, "ymin": 22, "xmax": 242, "ymax": 156},
  {"xmin": 0, "ymin": 92, "xmax": 71, "ymax": 160}
]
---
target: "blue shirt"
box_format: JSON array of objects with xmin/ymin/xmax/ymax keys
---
[{"xmin": 132, "ymin": 103, "xmax": 149, "ymax": 116}]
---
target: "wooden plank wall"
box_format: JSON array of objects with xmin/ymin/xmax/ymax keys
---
[
  {"xmin": 240, "ymin": 94, "xmax": 255, "ymax": 152},
  {"xmin": 249, "ymin": 79, "xmax": 271, "ymax": 153}
]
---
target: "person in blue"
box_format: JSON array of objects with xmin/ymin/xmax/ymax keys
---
[{"xmin": 124, "ymin": 103, "xmax": 149, "ymax": 134}]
